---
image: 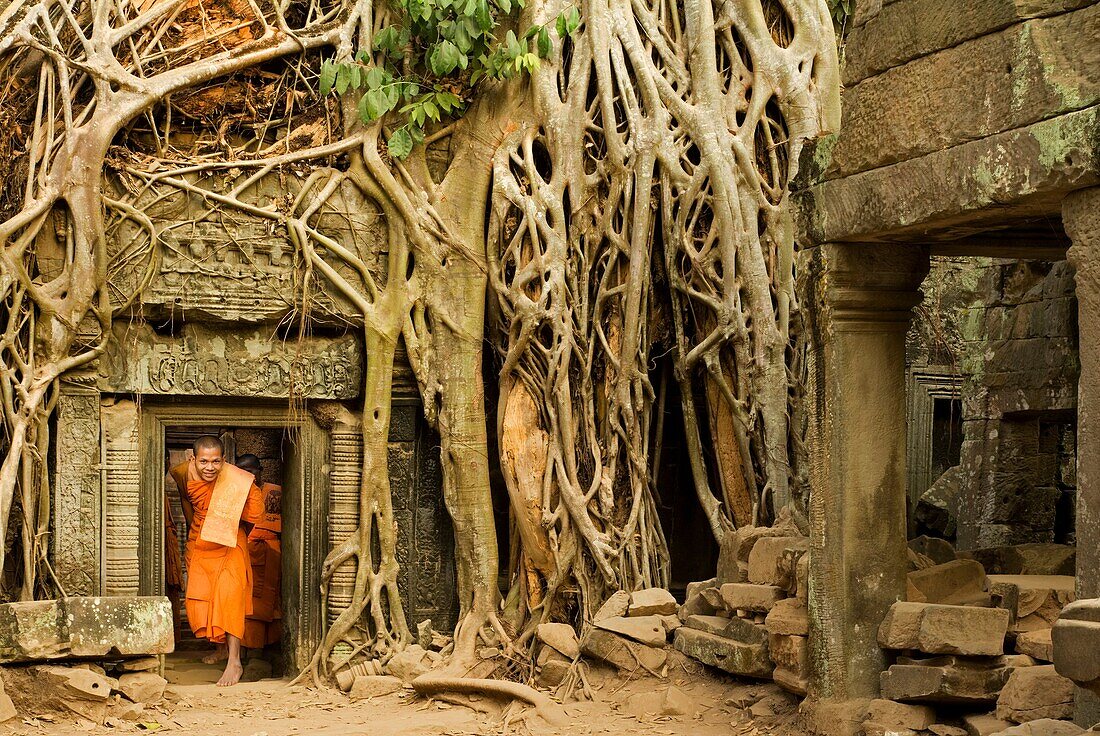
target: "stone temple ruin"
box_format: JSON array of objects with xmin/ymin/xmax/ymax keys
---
[{"xmin": 2, "ymin": 0, "xmax": 1100, "ymax": 735}]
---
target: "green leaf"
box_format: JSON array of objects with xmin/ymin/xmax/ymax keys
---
[
  {"xmin": 565, "ymin": 6, "xmax": 580, "ymax": 35},
  {"xmin": 506, "ymin": 29, "xmax": 522, "ymax": 57},
  {"xmin": 429, "ymin": 39, "xmax": 463, "ymax": 75},
  {"xmin": 555, "ymin": 12, "xmax": 567, "ymax": 39},
  {"xmin": 366, "ymin": 66, "xmax": 384, "ymax": 89},
  {"xmin": 388, "ymin": 128, "xmax": 414, "ymax": 159},
  {"xmin": 335, "ymin": 64, "xmax": 350, "ymax": 94},
  {"xmin": 349, "ymin": 65, "xmax": 362, "ymax": 89},
  {"xmin": 319, "ymin": 60, "xmax": 337, "ymax": 96},
  {"xmin": 358, "ymin": 91, "xmax": 373, "ymax": 123},
  {"xmin": 537, "ymin": 26, "xmax": 551, "ymax": 58},
  {"xmin": 423, "ymin": 100, "xmax": 440, "ymax": 121}
]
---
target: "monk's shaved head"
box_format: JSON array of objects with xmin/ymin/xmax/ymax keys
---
[
  {"xmin": 193, "ymin": 435, "xmax": 224, "ymax": 456},
  {"xmin": 237, "ymin": 454, "xmax": 261, "ymax": 475}
]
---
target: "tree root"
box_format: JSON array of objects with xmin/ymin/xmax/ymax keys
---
[{"xmin": 411, "ymin": 674, "xmax": 569, "ymax": 727}]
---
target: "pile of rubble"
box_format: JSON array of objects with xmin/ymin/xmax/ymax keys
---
[{"xmin": 867, "ymin": 539, "xmax": 1082, "ymax": 736}]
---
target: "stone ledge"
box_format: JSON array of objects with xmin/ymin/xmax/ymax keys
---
[
  {"xmin": 794, "ymin": 105, "xmax": 1100, "ymax": 247},
  {"xmin": 0, "ymin": 597, "xmax": 174, "ymax": 664}
]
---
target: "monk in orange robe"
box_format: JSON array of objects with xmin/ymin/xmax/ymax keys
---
[
  {"xmin": 163, "ymin": 493, "xmax": 184, "ymax": 643},
  {"xmin": 237, "ymin": 454, "xmax": 282, "ymax": 652},
  {"xmin": 174, "ymin": 435, "xmax": 264, "ymax": 687}
]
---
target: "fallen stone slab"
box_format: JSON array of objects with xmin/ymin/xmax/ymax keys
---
[
  {"xmin": 765, "ymin": 598, "xmax": 809, "ymax": 637},
  {"xmin": 349, "ymin": 675, "xmax": 403, "ymax": 700},
  {"xmin": 748, "ymin": 537, "xmax": 808, "ymax": 586},
  {"xmin": 582, "ymin": 628, "xmax": 667, "ymax": 673},
  {"xmin": 768, "ymin": 633, "xmax": 808, "ymax": 678},
  {"xmin": 772, "ymin": 666, "xmax": 807, "ymax": 696},
  {"xmin": 988, "ymin": 719, "xmax": 1085, "ymax": 736},
  {"xmin": 879, "ymin": 601, "xmax": 1009, "ymax": 656},
  {"xmin": 628, "ymin": 589, "xmax": 677, "ymax": 617},
  {"xmin": 686, "ymin": 614, "xmax": 735, "ymax": 637},
  {"xmin": 593, "ymin": 591, "xmax": 630, "ymax": 622},
  {"xmin": 724, "ymin": 616, "xmax": 769, "ymax": 646},
  {"xmin": 987, "ymin": 576, "xmax": 1075, "ymax": 623},
  {"xmin": 1014, "ymin": 629, "xmax": 1052, "ymax": 662},
  {"xmin": 672, "ymin": 627, "xmax": 773, "ymax": 678},
  {"xmin": 537, "ymin": 659, "xmax": 569, "ymax": 687},
  {"xmin": 0, "ymin": 679, "xmax": 15, "ymax": 723},
  {"xmin": 117, "ymin": 657, "xmax": 160, "ymax": 672},
  {"xmin": 864, "ymin": 698, "xmax": 936, "ymax": 732},
  {"xmin": 595, "ymin": 615, "xmax": 667, "ymax": 647},
  {"xmin": 963, "ymin": 712, "xmax": 1015, "ymax": 736},
  {"xmin": 907, "ymin": 560, "xmax": 990, "ymax": 606},
  {"xmin": 116, "ymin": 672, "xmax": 167, "ymax": 704},
  {"xmin": 775, "ymin": 546, "xmax": 807, "ymax": 595},
  {"xmin": 1051, "ymin": 598, "xmax": 1100, "ymax": 693},
  {"xmin": 995, "ymin": 665, "xmax": 1074, "ymax": 723},
  {"xmin": 909, "ymin": 536, "xmax": 958, "ymax": 566},
  {"xmin": 537, "ymin": 622, "xmax": 580, "ymax": 659},
  {"xmin": 880, "ymin": 655, "xmax": 1025, "ymax": 704},
  {"xmin": 719, "ymin": 583, "xmax": 784, "ymax": 613},
  {"xmin": 624, "ymin": 685, "xmax": 695, "ymax": 717},
  {"xmin": 960, "ymin": 546, "xmax": 1075, "ymax": 577},
  {"xmin": 38, "ymin": 666, "xmax": 114, "ymax": 700},
  {"xmin": 0, "ymin": 597, "xmax": 174, "ymax": 664}
]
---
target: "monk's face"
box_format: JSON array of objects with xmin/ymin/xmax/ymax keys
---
[{"xmin": 195, "ymin": 446, "xmax": 224, "ymax": 482}]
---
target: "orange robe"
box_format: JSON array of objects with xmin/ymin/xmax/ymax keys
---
[
  {"xmin": 182, "ymin": 466, "xmax": 264, "ymax": 643},
  {"xmin": 243, "ymin": 483, "xmax": 282, "ymax": 649}
]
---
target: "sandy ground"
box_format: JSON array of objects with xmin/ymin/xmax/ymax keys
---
[{"xmin": 2, "ymin": 652, "xmax": 808, "ymax": 736}]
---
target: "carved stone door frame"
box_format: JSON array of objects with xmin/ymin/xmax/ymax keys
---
[{"xmin": 137, "ymin": 398, "xmax": 327, "ymax": 674}]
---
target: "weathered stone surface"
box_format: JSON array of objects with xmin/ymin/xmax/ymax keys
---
[
  {"xmin": 624, "ymin": 686, "xmax": 695, "ymax": 717},
  {"xmin": 748, "ymin": 537, "xmax": 808, "ymax": 586},
  {"xmin": 537, "ymin": 659, "xmax": 570, "ymax": 687},
  {"xmin": 38, "ymin": 666, "xmax": 114, "ymax": 700},
  {"xmin": 988, "ymin": 576, "xmax": 1075, "ymax": 622},
  {"xmin": 826, "ymin": 4, "xmax": 1100, "ymax": 178},
  {"xmin": 672, "ymin": 628, "xmax": 772, "ymax": 678},
  {"xmin": 687, "ymin": 614, "xmax": 769, "ymax": 646},
  {"xmin": 0, "ymin": 679, "xmax": 14, "ymax": 723},
  {"xmin": 772, "ymin": 666, "xmax": 808, "ymax": 696},
  {"xmin": 0, "ymin": 596, "xmax": 174, "ymax": 665},
  {"xmin": 964, "ymin": 548, "xmax": 1077, "ymax": 577},
  {"xmin": 594, "ymin": 591, "xmax": 630, "ymax": 622},
  {"xmin": 717, "ymin": 532, "xmax": 743, "ymax": 585},
  {"xmin": 768, "ymin": 634, "xmax": 808, "ymax": 676},
  {"xmin": 864, "ymin": 699, "xmax": 936, "ymax": 731},
  {"xmin": 686, "ymin": 615, "xmax": 734, "ymax": 637},
  {"xmin": 964, "ymin": 712, "xmax": 1015, "ymax": 736},
  {"xmin": 536, "ymin": 623, "xmax": 580, "ymax": 659},
  {"xmin": 909, "ymin": 536, "xmax": 958, "ymax": 566},
  {"xmin": 719, "ymin": 584, "xmax": 784, "ymax": 614},
  {"xmin": 679, "ymin": 591, "xmax": 718, "ymax": 620},
  {"xmin": 842, "ymin": 0, "xmax": 1094, "ymax": 85},
  {"xmin": 765, "ymin": 599, "xmax": 809, "ymax": 637},
  {"xmin": 775, "ymin": 546, "xmax": 807, "ymax": 595},
  {"xmin": 907, "ymin": 560, "xmax": 990, "ymax": 606},
  {"xmin": 794, "ymin": 106, "xmax": 1100, "ymax": 247},
  {"xmin": 996, "ymin": 666, "xmax": 1074, "ymax": 723},
  {"xmin": 582, "ymin": 629, "xmax": 667, "ymax": 673},
  {"xmin": 118, "ymin": 657, "xmax": 160, "ymax": 672},
  {"xmin": 1051, "ymin": 598, "xmax": 1100, "ymax": 690},
  {"xmin": 880, "ymin": 656, "xmax": 1022, "ymax": 704},
  {"xmin": 595, "ymin": 616, "xmax": 667, "ymax": 647},
  {"xmin": 628, "ymin": 589, "xmax": 677, "ymax": 617},
  {"xmin": 795, "ymin": 554, "xmax": 809, "ymax": 604},
  {"xmin": 349, "ymin": 675, "xmax": 403, "ymax": 700},
  {"xmin": 1015, "ymin": 629, "xmax": 1053, "ymax": 662},
  {"xmin": 660, "ymin": 615, "xmax": 681, "ymax": 633},
  {"xmin": 879, "ymin": 601, "xmax": 1009, "ymax": 656},
  {"xmin": 117, "ymin": 672, "xmax": 167, "ymax": 704},
  {"xmin": 988, "ymin": 718, "xmax": 1085, "ymax": 736},
  {"xmin": 386, "ymin": 644, "xmax": 430, "ymax": 683}
]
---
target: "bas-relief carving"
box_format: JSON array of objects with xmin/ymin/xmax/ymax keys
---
[
  {"xmin": 107, "ymin": 169, "xmax": 386, "ymax": 323},
  {"xmin": 102, "ymin": 400, "xmax": 141, "ymax": 596},
  {"xmin": 102, "ymin": 323, "xmax": 362, "ymax": 400},
  {"xmin": 52, "ymin": 385, "xmax": 102, "ymax": 596},
  {"xmin": 326, "ymin": 404, "xmax": 457, "ymax": 635}
]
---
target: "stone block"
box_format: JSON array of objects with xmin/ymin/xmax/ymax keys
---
[
  {"xmin": 717, "ymin": 532, "xmax": 743, "ymax": 585},
  {"xmin": 1051, "ymin": 598, "xmax": 1100, "ymax": 691},
  {"xmin": 0, "ymin": 679, "xmax": 14, "ymax": 723},
  {"xmin": 38, "ymin": 666, "xmax": 114, "ymax": 700},
  {"xmin": 685, "ymin": 615, "xmax": 733, "ymax": 637},
  {"xmin": 627, "ymin": 589, "xmax": 677, "ymax": 617},
  {"xmin": 594, "ymin": 615, "xmax": 667, "ymax": 647},
  {"xmin": 0, "ymin": 597, "xmax": 174, "ymax": 664},
  {"xmin": 988, "ymin": 718, "xmax": 1085, "ymax": 736},
  {"xmin": 880, "ymin": 655, "xmax": 1023, "ymax": 704},
  {"xmin": 987, "ymin": 576, "xmax": 1075, "ymax": 621},
  {"xmin": 776, "ymin": 546, "xmax": 808, "ymax": 595},
  {"xmin": 878, "ymin": 601, "xmax": 1009, "ymax": 656},
  {"xmin": 768, "ymin": 633, "xmax": 808, "ymax": 676},
  {"xmin": 995, "ymin": 665, "xmax": 1074, "ymax": 723},
  {"xmin": 672, "ymin": 627, "xmax": 773, "ymax": 679},
  {"xmin": 962, "ymin": 546, "xmax": 1076, "ymax": 577},
  {"xmin": 907, "ymin": 560, "xmax": 990, "ymax": 606},
  {"xmin": 536, "ymin": 622, "xmax": 580, "ymax": 659},
  {"xmin": 963, "ymin": 712, "xmax": 1014, "ymax": 736},
  {"xmin": 118, "ymin": 657, "xmax": 160, "ymax": 672},
  {"xmin": 349, "ymin": 675, "xmax": 403, "ymax": 700},
  {"xmin": 386, "ymin": 644, "xmax": 430, "ymax": 683},
  {"xmin": 581, "ymin": 629, "xmax": 667, "ymax": 673},
  {"xmin": 117, "ymin": 672, "xmax": 167, "ymax": 704},
  {"xmin": 679, "ymin": 591, "xmax": 718, "ymax": 620},
  {"xmin": 864, "ymin": 699, "xmax": 936, "ymax": 731},
  {"xmin": 719, "ymin": 584, "xmax": 784, "ymax": 614},
  {"xmin": 765, "ymin": 599, "xmax": 809, "ymax": 637},
  {"xmin": 748, "ymin": 537, "xmax": 808, "ymax": 586},
  {"xmin": 795, "ymin": 554, "xmax": 809, "ymax": 604},
  {"xmin": 772, "ymin": 666, "xmax": 807, "ymax": 696},
  {"xmin": 537, "ymin": 659, "xmax": 569, "ymax": 687},
  {"xmin": 723, "ymin": 616, "xmax": 770, "ymax": 646},
  {"xmin": 1015, "ymin": 629, "xmax": 1053, "ymax": 662},
  {"xmin": 909, "ymin": 536, "xmax": 958, "ymax": 566},
  {"xmin": 593, "ymin": 591, "xmax": 630, "ymax": 622}
]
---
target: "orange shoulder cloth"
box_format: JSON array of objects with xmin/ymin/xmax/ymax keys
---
[{"xmin": 199, "ymin": 463, "xmax": 257, "ymax": 547}]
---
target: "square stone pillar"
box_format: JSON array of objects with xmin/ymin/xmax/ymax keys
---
[
  {"xmin": 1064, "ymin": 186, "xmax": 1100, "ymax": 727},
  {"xmin": 806, "ymin": 244, "xmax": 929, "ymax": 714}
]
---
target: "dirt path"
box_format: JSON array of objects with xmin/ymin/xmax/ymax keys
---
[{"xmin": 3, "ymin": 654, "xmax": 807, "ymax": 736}]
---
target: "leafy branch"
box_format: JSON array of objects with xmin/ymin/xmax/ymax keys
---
[{"xmin": 319, "ymin": 0, "xmax": 581, "ymax": 157}]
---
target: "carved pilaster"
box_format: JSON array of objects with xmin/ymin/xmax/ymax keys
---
[
  {"xmin": 806, "ymin": 243, "xmax": 929, "ymax": 705},
  {"xmin": 52, "ymin": 383, "xmax": 102, "ymax": 595},
  {"xmin": 327, "ymin": 419, "xmax": 362, "ymax": 631},
  {"xmin": 102, "ymin": 400, "xmax": 141, "ymax": 596}
]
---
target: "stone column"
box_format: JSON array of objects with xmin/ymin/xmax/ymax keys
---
[
  {"xmin": 806, "ymin": 244, "xmax": 929, "ymax": 720},
  {"xmin": 52, "ymin": 381, "xmax": 103, "ymax": 596},
  {"xmin": 1064, "ymin": 187, "xmax": 1100, "ymax": 727}
]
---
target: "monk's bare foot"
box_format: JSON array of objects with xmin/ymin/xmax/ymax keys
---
[
  {"xmin": 216, "ymin": 660, "xmax": 243, "ymax": 687},
  {"xmin": 202, "ymin": 646, "xmax": 228, "ymax": 665}
]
